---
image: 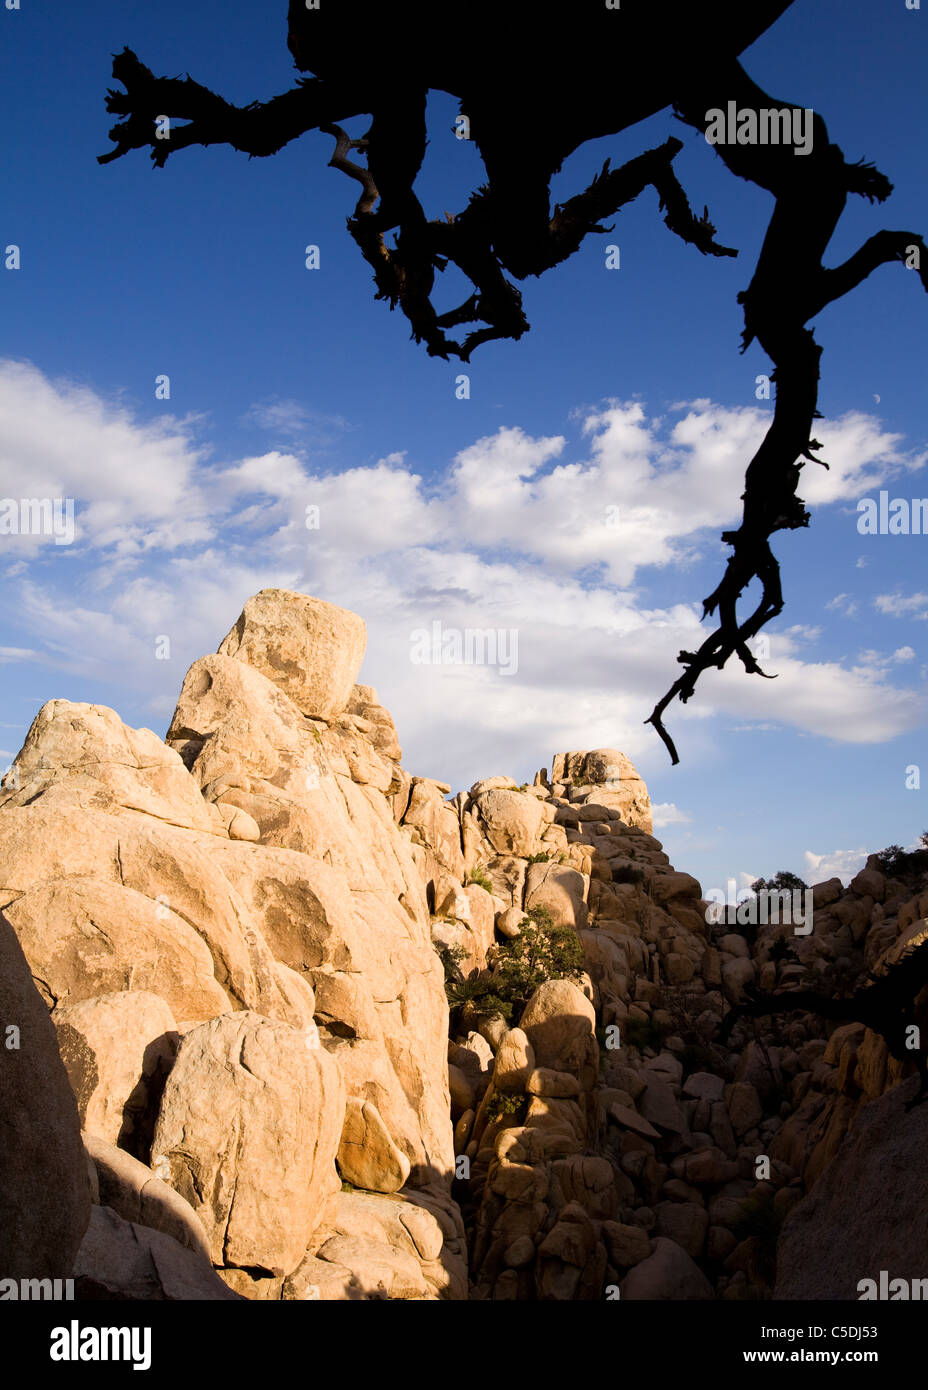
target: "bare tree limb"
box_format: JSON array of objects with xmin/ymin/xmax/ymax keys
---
[{"xmin": 97, "ymin": 19, "xmax": 928, "ymax": 762}]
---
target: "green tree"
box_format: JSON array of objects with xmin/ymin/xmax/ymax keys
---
[
  {"xmin": 439, "ymin": 906, "xmax": 584, "ymax": 1024},
  {"xmin": 750, "ymin": 870, "xmax": 808, "ymax": 895}
]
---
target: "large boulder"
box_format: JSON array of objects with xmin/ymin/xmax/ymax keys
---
[
  {"xmin": 493, "ymin": 1028, "xmax": 535, "ymax": 1094},
  {"xmin": 469, "ymin": 787, "xmax": 548, "ymax": 857},
  {"xmin": 524, "ymin": 861, "xmax": 588, "ymax": 930},
  {"xmin": 53, "ymin": 991, "xmax": 178, "ymax": 1154},
  {"xmin": 301, "ymin": 1189, "xmax": 466, "ymax": 1300},
  {"xmin": 4, "ymin": 875, "xmax": 233, "ymax": 1022},
  {"xmin": 0, "ymin": 797, "xmax": 295, "ymax": 1028},
  {"xmin": 401, "ymin": 777, "xmax": 466, "ymax": 884},
  {"xmin": 337, "ymin": 1098, "xmax": 411, "ymax": 1194},
  {"xmin": 520, "ymin": 979, "xmax": 598, "ymax": 1088},
  {"xmin": 151, "ymin": 1011, "xmax": 345, "ymax": 1276},
  {"xmin": 74, "ymin": 1205, "xmax": 242, "ymax": 1301},
  {"xmin": 0, "ymin": 700, "xmax": 226, "ymax": 836},
  {"xmin": 0, "ymin": 912, "xmax": 91, "ymax": 1280},
  {"xmin": 84, "ymin": 1133, "xmax": 211, "ymax": 1260},
  {"xmin": 621, "ymin": 1237, "xmax": 713, "ymax": 1299},
  {"xmin": 551, "ymin": 749, "xmax": 652, "ymax": 832},
  {"xmin": 775, "ymin": 1080, "xmax": 928, "ymax": 1299},
  {"xmin": 217, "ymin": 588, "xmax": 366, "ymax": 721}
]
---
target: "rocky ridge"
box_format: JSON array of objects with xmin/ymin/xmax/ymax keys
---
[{"xmin": 1, "ymin": 587, "xmax": 925, "ymax": 1301}]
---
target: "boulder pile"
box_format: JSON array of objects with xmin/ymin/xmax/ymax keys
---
[{"xmin": 1, "ymin": 588, "xmax": 924, "ymax": 1300}]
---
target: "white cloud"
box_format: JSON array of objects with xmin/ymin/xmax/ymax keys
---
[
  {"xmin": 243, "ymin": 398, "xmax": 354, "ymax": 446},
  {"xmin": 799, "ymin": 412, "xmax": 926, "ymax": 505},
  {"xmin": 0, "ymin": 359, "xmax": 218, "ymax": 559},
  {"xmin": 875, "ymin": 592, "xmax": 928, "ymax": 620},
  {"xmin": 802, "ymin": 847, "xmax": 869, "ymax": 884},
  {"xmin": 651, "ymin": 802, "xmax": 692, "ymax": 828},
  {"xmin": 826, "ymin": 593, "xmax": 859, "ymax": 617},
  {"xmin": 1, "ymin": 360, "xmax": 925, "ymax": 787}
]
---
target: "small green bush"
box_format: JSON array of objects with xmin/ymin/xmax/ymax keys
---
[
  {"xmin": 441, "ymin": 905, "xmax": 585, "ymax": 1025},
  {"xmin": 484, "ymin": 1090, "xmax": 526, "ymax": 1125},
  {"xmin": 527, "ymin": 851, "xmax": 550, "ymax": 864},
  {"xmin": 467, "ymin": 867, "xmax": 493, "ymax": 892}
]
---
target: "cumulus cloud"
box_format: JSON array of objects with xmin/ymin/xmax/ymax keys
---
[
  {"xmin": 875, "ymin": 592, "xmax": 928, "ymax": 620},
  {"xmin": 0, "ymin": 359, "xmax": 214, "ymax": 558},
  {"xmin": 802, "ymin": 848, "xmax": 869, "ymax": 884},
  {"xmin": 799, "ymin": 412, "xmax": 927, "ymax": 505},
  {"xmin": 651, "ymin": 803, "xmax": 692, "ymax": 828},
  {"xmin": 1, "ymin": 358, "xmax": 925, "ymax": 787}
]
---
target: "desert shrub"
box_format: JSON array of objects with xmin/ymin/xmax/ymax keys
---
[
  {"xmin": 483, "ymin": 1090, "xmax": 526, "ymax": 1125},
  {"xmin": 467, "ymin": 867, "xmax": 493, "ymax": 892},
  {"xmin": 441, "ymin": 906, "xmax": 584, "ymax": 1025},
  {"xmin": 436, "ymin": 942, "xmax": 487, "ymax": 1015},
  {"xmin": 528, "ymin": 851, "xmax": 550, "ymax": 864},
  {"xmin": 487, "ymin": 906, "xmax": 585, "ymax": 1017},
  {"xmin": 436, "ymin": 941, "xmax": 469, "ymax": 977}
]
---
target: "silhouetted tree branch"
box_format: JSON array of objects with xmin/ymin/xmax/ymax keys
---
[{"xmin": 97, "ymin": 3, "xmax": 927, "ymax": 761}]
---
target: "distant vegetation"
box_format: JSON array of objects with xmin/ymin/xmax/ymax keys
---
[
  {"xmin": 874, "ymin": 833, "xmax": 928, "ymax": 880},
  {"xmin": 750, "ymin": 870, "xmax": 808, "ymax": 895}
]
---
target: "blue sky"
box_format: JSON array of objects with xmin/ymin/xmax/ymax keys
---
[{"xmin": 1, "ymin": 0, "xmax": 926, "ymax": 894}]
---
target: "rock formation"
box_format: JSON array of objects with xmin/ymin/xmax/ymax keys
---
[{"xmin": 1, "ymin": 586, "xmax": 925, "ymax": 1300}]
